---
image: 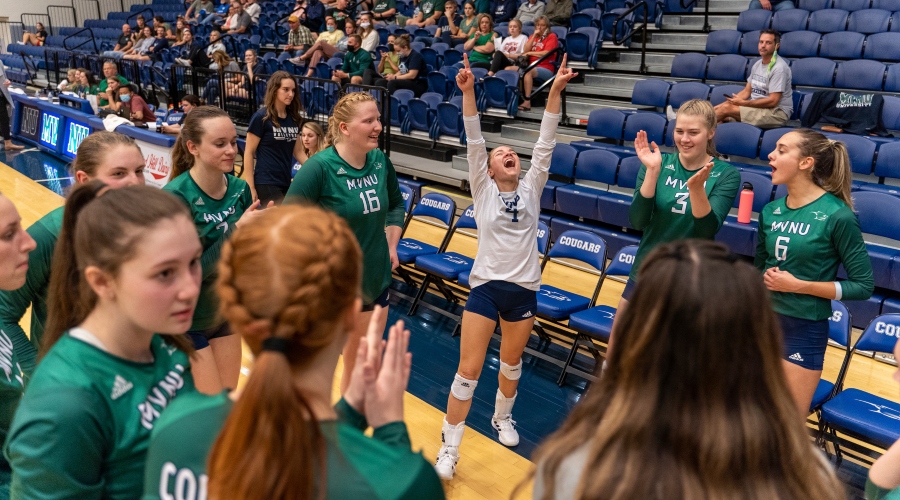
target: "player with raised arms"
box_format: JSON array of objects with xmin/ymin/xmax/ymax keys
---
[
  {"xmin": 432, "ymin": 53, "xmax": 576, "ymax": 481},
  {"xmin": 756, "ymin": 129, "xmax": 873, "ymax": 415},
  {"xmin": 285, "ymin": 92, "xmax": 405, "ymax": 394},
  {"xmin": 165, "ymin": 106, "xmax": 270, "ymax": 395},
  {"xmin": 5, "ymin": 183, "xmax": 201, "ymax": 498}
]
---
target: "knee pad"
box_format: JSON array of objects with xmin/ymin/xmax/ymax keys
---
[
  {"xmin": 500, "ymin": 360, "xmax": 522, "ymax": 381},
  {"xmin": 450, "ymin": 373, "xmax": 478, "ymax": 401}
]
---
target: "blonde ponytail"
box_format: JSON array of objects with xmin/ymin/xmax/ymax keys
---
[{"xmin": 793, "ymin": 129, "xmax": 854, "ymax": 209}]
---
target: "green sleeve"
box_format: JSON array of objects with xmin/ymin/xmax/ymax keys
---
[
  {"xmin": 334, "ymin": 398, "xmax": 368, "ymax": 431},
  {"xmin": 117, "ymin": 75, "xmax": 129, "ymax": 85},
  {"xmin": 349, "ymin": 52, "xmax": 372, "ymax": 78},
  {"xmin": 692, "ymin": 167, "xmax": 740, "ymax": 239},
  {"xmin": 7, "ymin": 389, "xmax": 110, "ymax": 499},
  {"xmin": 384, "ymin": 158, "xmax": 405, "ymax": 228},
  {"xmin": 371, "ymin": 421, "xmax": 412, "ymax": 449},
  {"xmin": 628, "ymin": 166, "xmax": 655, "ymax": 230},
  {"xmin": 284, "ymin": 160, "xmax": 325, "ymax": 204},
  {"xmin": 98, "ymin": 80, "xmax": 108, "ymax": 93},
  {"xmin": 754, "ymin": 210, "xmax": 767, "ymax": 272},
  {"xmin": 831, "ymin": 209, "xmax": 874, "ymax": 301},
  {"xmin": 341, "ymin": 57, "xmax": 353, "ymax": 74}
]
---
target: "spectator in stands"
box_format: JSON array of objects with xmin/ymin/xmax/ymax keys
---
[
  {"xmin": 169, "ymin": 18, "xmax": 188, "ymax": 42},
  {"xmin": 293, "ymin": 17, "xmax": 345, "ymax": 76},
  {"xmin": 405, "ymin": 0, "xmax": 444, "ymax": 27},
  {"xmin": 358, "ymin": 13, "xmax": 380, "ymax": 52},
  {"xmin": 186, "ymin": 0, "xmax": 216, "ymax": 23},
  {"xmin": 153, "ymin": 16, "xmax": 175, "ymax": 39},
  {"xmin": 161, "ymin": 94, "xmax": 200, "ymax": 134},
  {"xmin": 172, "ymin": 27, "xmax": 194, "ymax": 50},
  {"xmin": 713, "ymin": 29, "xmax": 792, "ymax": 129},
  {"xmin": 372, "ymin": 0, "xmax": 398, "ymax": 25},
  {"xmin": 70, "ymin": 68, "xmax": 99, "ymax": 96},
  {"xmin": 374, "ymin": 34, "xmax": 427, "ymax": 95},
  {"xmin": 326, "ymin": 0, "xmax": 354, "ymax": 31},
  {"xmin": 440, "ymin": 1, "xmax": 478, "ymax": 44},
  {"xmin": 514, "ymin": 15, "xmax": 558, "ymax": 111},
  {"xmin": 245, "ymin": 71, "xmax": 303, "ymax": 204},
  {"xmin": 123, "ymin": 26, "xmax": 155, "ymax": 60},
  {"xmin": 97, "ymin": 61, "xmax": 129, "ymax": 107},
  {"xmin": 223, "ymin": 1, "xmax": 253, "ymax": 34},
  {"xmin": 488, "ymin": 18, "xmax": 527, "ymax": 76},
  {"xmin": 868, "ymin": 338, "xmax": 900, "ymax": 499},
  {"xmin": 206, "ymin": 29, "xmax": 227, "ymax": 58},
  {"xmin": 363, "ymin": 34, "xmax": 400, "ymax": 84},
  {"xmin": 0, "ymin": 62, "xmax": 24, "ymax": 151},
  {"xmin": 544, "ymin": 0, "xmax": 572, "ymax": 26},
  {"xmin": 332, "ymin": 35, "xmax": 374, "ymax": 85},
  {"xmin": 491, "ymin": 0, "xmax": 517, "ymax": 24},
  {"xmin": 21, "ymin": 23, "xmax": 47, "ymax": 47},
  {"xmin": 296, "ymin": 0, "xmax": 326, "ymax": 32},
  {"xmin": 210, "ymin": 49, "xmax": 241, "ymax": 72},
  {"xmin": 530, "ymin": 239, "xmax": 845, "ymax": 500},
  {"xmin": 176, "ymin": 30, "xmax": 213, "ymax": 67},
  {"xmin": 515, "ymin": 0, "xmax": 545, "ymax": 24},
  {"xmin": 244, "ymin": 0, "xmax": 262, "ymax": 24},
  {"xmin": 57, "ymin": 69, "xmax": 77, "ymax": 92},
  {"xmin": 133, "ymin": 15, "xmax": 148, "ymax": 41},
  {"xmin": 284, "ymin": 15, "xmax": 315, "ymax": 56},
  {"xmin": 749, "ymin": 0, "xmax": 795, "ymax": 10},
  {"xmin": 100, "ymin": 77, "xmax": 123, "ymax": 113},
  {"xmin": 437, "ymin": 0, "xmax": 463, "ymax": 35},
  {"xmin": 464, "ymin": 14, "xmax": 496, "ymax": 70},
  {"xmin": 124, "ymin": 25, "xmax": 169, "ymax": 61},
  {"xmin": 226, "ymin": 49, "xmax": 263, "ymax": 98},
  {"xmin": 296, "ymin": 121, "xmax": 325, "ymax": 169},
  {"xmin": 102, "ymin": 24, "xmax": 134, "ymax": 58},
  {"xmin": 117, "ymin": 84, "xmax": 154, "ymax": 123},
  {"xmin": 200, "ymin": 0, "xmax": 231, "ymax": 24}
]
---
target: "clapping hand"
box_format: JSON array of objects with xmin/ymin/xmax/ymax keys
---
[
  {"xmin": 363, "ymin": 318, "xmax": 411, "ymax": 428},
  {"xmin": 634, "ymin": 130, "xmax": 662, "ymax": 175},
  {"xmin": 685, "ymin": 161, "xmax": 714, "ymax": 191},
  {"xmin": 344, "ymin": 305, "xmax": 387, "ymax": 415}
]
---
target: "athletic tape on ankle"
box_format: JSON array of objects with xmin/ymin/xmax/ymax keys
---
[
  {"xmin": 500, "ymin": 360, "xmax": 522, "ymax": 381},
  {"xmin": 451, "ymin": 373, "xmax": 478, "ymax": 401}
]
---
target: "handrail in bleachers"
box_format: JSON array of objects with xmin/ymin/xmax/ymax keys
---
[
  {"xmin": 98, "ymin": 0, "xmax": 127, "ymax": 19},
  {"xmin": 63, "ymin": 28, "xmax": 99, "ymax": 53},
  {"xmin": 47, "ymin": 5, "xmax": 77, "ymax": 35},
  {"xmin": 612, "ymin": 1, "xmax": 649, "ymax": 74},
  {"xmin": 681, "ymin": 0, "xmax": 711, "ymax": 32},
  {"xmin": 522, "ymin": 47, "xmax": 570, "ymax": 122},
  {"xmin": 73, "ymin": 0, "xmax": 102, "ymax": 28}
]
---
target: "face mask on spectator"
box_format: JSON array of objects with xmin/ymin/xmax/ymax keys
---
[
  {"xmin": 359, "ymin": 21, "xmax": 370, "ymax": 28},
  {"xmin": 327, "ymin": 25, "xmax": 335, "ymax": 32},
  {"xmin": 120, "ymin": 94, "xmax": 132, "ymax": 102}
]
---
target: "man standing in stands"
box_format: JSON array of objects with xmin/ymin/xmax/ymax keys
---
[
  {"xmin": 713, "ymin": 29, "xmax": 792, "ymax": 129},
  {"xmin": 97, "ymin": 61, "xmax": 130, "ymax": 107},
  {"xmin": 544, "ymin": 0, "xmax": 572, "ymax": 26}
]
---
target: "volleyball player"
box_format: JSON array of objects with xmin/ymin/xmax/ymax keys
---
[
  {"xmin": 143, "ymin": 205, "xmax": 444, "ymax": 499},
  {"xmin": 0, "ymin": 132, "xmax": 147, "ymax": 376},
  {"xmin": 285, "ymin": 92, "xmax": 405, "ymax": 394},
  {"xmin": 432, "ymin": 54, "xmax": 575, "ymax": 481},
  {"xmin": 5, "ymin": 183, "xmax": 200, "ymax": 497},
  {"xmin": 756, "ymin": 129, "xmax": 873, "ymax": 415},
  {"xmin": 606, "ymin": 99, "xmax": 741, "ymax": 354},
  {"xmin": 165, "ymin": 106, "xmax": 269, "ymax": 394}
]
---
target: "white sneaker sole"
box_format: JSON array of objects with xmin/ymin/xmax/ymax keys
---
[
  {"xmin": 435, "ymin": 466, "xmax": 455, "ymax": 481},
  {"xmin": 491, "ymin": 419, "xmax": 520, "ymax": 447}
]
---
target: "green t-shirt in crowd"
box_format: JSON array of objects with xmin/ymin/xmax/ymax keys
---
[
  {"xmin": 342, "ymin": 48, "xmax": 374, "ymax": 78},
  {"xmin": 285, "ymin": 146, "xmax": 405, "ymax": 304},
  {"xmin": 164, "ymin": 173, "xmax": 253, "ymax": 331},
  {"xmin": 142, "ymin": 395, "xmax": 444, "ymax": 499},
  {"xmin": 474, "ymin": 0, "xmax": 490, "ymax": 13},
  {"xmin": 754, "ymin": 192, "xmax": 874, "ymax": 321},
  {"xmin": 372, "ymin": 0, "xmax": 397, "ymax": 17},
  {"xmin": 419, "ymin": 0, "xmax": 443, "ymax": 19},
  {"xmin": 98, "ymin": 75, "xmax": 130, "ymax": 106},
  {"xmin": 5, "ymin": 333, "xmax": 194, "ymax": 499},
  {"xmin": 0, "ymin": 206, "xmax": 64, "ymax": 375},
  {"xmin": 628, "ymin": 153, "xmax": 741, "ymax": 281},
  {"xmin": 468, "ymin": 32, "xmax": 493, "ymax": 63}
]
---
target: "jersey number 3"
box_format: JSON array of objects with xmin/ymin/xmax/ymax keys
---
[
  {"xmin": 360, "ymin": 189, "xmax": 381, "ymax": 214},
  {"xmin": 672, "ymin": 192, "xmax": 690, "ymax": 214}
]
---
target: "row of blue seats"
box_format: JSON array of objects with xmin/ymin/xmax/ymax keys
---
[
  {"xmin": 737, "ymin": 7, "xmax": 900, "ymax": 34},
  {"xmin": 708, "ymin": 29, "xmax": 900, "ymax": 62},
  {"xmin": 672, "ymin": 51, "xmax": 900, "ymax": 91},
  {"xmin": 0, "ymin": 55, "xmax": 31, "ymax": 83}
]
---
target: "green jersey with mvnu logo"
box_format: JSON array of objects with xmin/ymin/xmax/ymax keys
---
[{"xmin": 755, "ymin": 192, "xmax": 874, "ymax": 321}]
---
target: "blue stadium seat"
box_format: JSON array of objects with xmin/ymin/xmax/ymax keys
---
[
  {"xmin": 848, "ymin": 8, "xmax": 891, "ymax": 32},
  {"xmin": 808, "ymin": 9, "xmax": 850, "ymax": 32},
  {"xmin": 736, "ymin": 10, "xmax": 772, "ymax": 32},
  {"xmin": 745, "ymin": 57, "xmax": 761, "ymax": 79},
  {"xmin": 601, "ymin": 8, "xmax": 635, "ymax": 42},
  {"xmin": 801, "ymin": 0, "xmax": 835, "ymax": 9},
  {"xmin": 669, "ymin": 52, "xmax": 708, "ymax": 79},
  {"xmin": 399, "ymin": 184, "xmax": 414, "ymax": 214},
  {"xmin": 709, "ymin": 84, "xmax": 747, "ymax": 106},
  {"xmin": 596, "ymin": 155, "xmax": 643, "ymax": 228},
  {"xmin": 873, "ymin": 0, "xmax": 900, "ymax": 8},
  {"xmin": 705, "ymin": 29, "xmax": 743, "ymax": 54},
  {"xmin": 631, "ymin": 78, "xmax": 670, "ymax": 108},
  {"xmin": 874, "ymin": 141, "xmax": 900, "ymax": 181},
  {"xmin": 772, "ymin": 8, "xmax": 811, "ymax": 32},
  {"xmin": 715, "ymin": 217, "xmax": 759, "ymax": 257},
  {"xmin": 820, "ymin": 31, "xmax": 865, "ymax": 59},
  {"xmin": 864, "ymin": 32, "xmax": 900, "ymax": 61},
  {"xmin": 549, "ymin": 216, "xmax": 641, "ymax": 256},
  {"xmin": 881, "ymin": 95, "xmax": 900, "ymax": 130},
  {"xmin": 715, "ymin": 122, "xmax": 762, "ymax": 159},
  {"xmin": 396, "ymin": 192, "xmax": 456, "ymax": 265},
  {"xmin": 566, "ymin": 27, "xmax": 601, "ymax": 67},
  {"xmin": 825, "ymin": 133, "xmax": 876, "ymax": 174},
  {"xmin": 669, "ymin": 81, "xmax": 711, "ymax": 108},
  {"xmin": 821, "ymin": 314, "xmax": 900, "ymax": 456},
  {"xmin": 479, "ymin": 70, "xmax": 519, "ymax": 116},
  {"xmin": 586, "ymin": 108, "xmax": 627, "ymax": 142},
  {"xmin": 555, "ymin": 149, "xmax": 620, "ymax": 220},
  {"xmin": 759, "ymin": 127, "xmax": 793, "ymax": 160},
  {"xmin": 885, "ymin": 63, "xmax": 900, "ymax": 91},
  {"xmin": 431, "ymin": 100, "xmax": 466, "ymax": 144},
  {"xmin": 854, "ymin": 191, "xmax": 900, "ymax": 289},
  {"xmin": 542, "ymin": 144, "xmax": 578, "ymax": 211},
  {"xmin": 740, "ymin": 30, "xmax": 762, "ymax": 56},
  {"xmin": 571, "ymin": 8, "xmax": 602, "ymax": 29},
  {"xmin": 624, "ymin": 112, "xmax": 667, "ymax": 145},
  {"xmin": 706, "ymin": 54, "xmax": 749, "ymax": 81},
  {"xmin": 810, "ymin": 301, "xmax": 853, "ymax": 412},
  {"xmin": 537, "ymin": 230, "xmax": 608, "ymax": 321},
  {"xmin": 835, "ymin": 59, "xmax": 886, "ymax": 90},
  {"xmin": 779, "ymin": 31, "xmax": 821, "ymax": 58},
  {"xmin": 790, "ymin": 57, "xmax": 836, "ymax": 87},
  {"xmin": 426, "ymin": 70, "xmax": 452, "ymax": 100},
  {"xmin": 835, "ymin": 0, "xmax": 873, "ymax": 9}
]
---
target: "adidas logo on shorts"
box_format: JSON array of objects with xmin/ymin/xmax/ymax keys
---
[
  {"xmin": 337, "ymin": 167, "xmax": 347, "ymax": 175},
  {"xmin": 773, "ymin": 207, "xmax": 781, "ymax": 215},
  {"xmin": 521, "ymin": 310, "xmax": 533, "ymax": 318},
  {"xmin": 789, "ymin": 352, "xmax": 804, "ymax": 362},
  {"xmin": 111, "ymin": 375, "xmax": 134, "ymax": 400}
]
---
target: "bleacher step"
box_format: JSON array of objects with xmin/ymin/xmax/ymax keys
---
[
  {"xmin": 597, "ymin": 51, "xmax": 675, "ymax": 74},
  {"xmin": 697, "ymin": 0, "xmax": 750, "ymax": 13},
  {"xmin": 500, "ymin": 122, "xmax": 587, "ymax": 145},
  {"xmin": 661, "ymin": 14, "xmax": 738, "ymax": 30},
  {"xmin": 481, "ymin": 130, "xmax": 548, "ymax": 156},
  {"xmin": 645, "ymin": 32, "xmax": 709, "ymax": 52},
  {"xmin": 390, "ymin": 151, "xmax": 470, "ymax": 189}
]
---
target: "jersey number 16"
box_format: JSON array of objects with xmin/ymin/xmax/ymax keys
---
[{"xmin": 360, "ymin": 189, "xmax": 381, "ymax": 214}]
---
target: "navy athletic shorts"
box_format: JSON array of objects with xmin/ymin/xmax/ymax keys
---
[
  {"xmin": 362, "ymin": 287, "xmax": 391, "ymax": 312},
  {"xmin": 464, "ymin": 280, "xmax": 537, "ymax": 323},
  {"xmin": 187, "ymin": 322, "xmax": 233, "ymax": 350},
  {"xmin": 621, "ymin": 279, "xmax": 637, "ymax": 301},
  {"xmin": 778, "ymin": 313, "xmax": 829, "ymax": 371}
]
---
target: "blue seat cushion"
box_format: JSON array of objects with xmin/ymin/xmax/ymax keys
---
[
  {"xmin": 397, "ymin": 238, "xmax": 439, "ymax": 264},
  {"xmin": 714, "ymin": 217, "xmax": 759, "ymax": 257},
  {"xmin": 596, "ymin": 191, "xmax": 633, "ymax": 229},
  {"xmin": 855, "ymin": 182, "xmax": 900, "ymax": 198},
  {"xmin": 458, "ymin": 270, "xmax": 471, "ymax": 288},
  {"xmin": 542, "ymin": 180, "xmax": 567, "ymax": 211},
  {"xmin": 567, "ymin": 305, "xmax": 617, "ymax": 342},
  {"xmin": 810, "ymin": 379, "xmax": 835, "ymax": 411},
  {"xmin": 537, "ymin": 285, "xmax": 591, "ymax": 320},
  {"xmin": 555, "ymin": 185, "xmax": 602, "ymax": 220},
  {"xmin": 414, "ymin": 252, "xmax": 474, "ymax": 280},
  {"xmin": 821, "ymin": 388, "xmax": 900, "ymax": 448}
]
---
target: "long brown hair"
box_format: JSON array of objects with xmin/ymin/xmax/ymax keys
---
[
  {"xmin": 208, "ymin": 205, "xmax": 362, "ymax": 500},
  {"xmin": 171, "ymin": 105, "xmax": 231, "ymax": 180},
  {"xmin": 70, "ymin": 131, "xmax": 142, "ymax": 178},
  {"xmin": 262, "ymin": 70, "xmax": 304, "ymax": 128},
  {"xmin": 791, "ymin": 128, "xmax": 854, "ymax": 209},
  {"xmin": 326, "ymin": 91, "xmax": 377, "ymax": 146},
  {"xmin": 529, "ymin": 240, "xmax": 844, "ymax": 500},
  {"xmin": 43, "ymin": 182, "xmax": 195, "ymax": 356}
]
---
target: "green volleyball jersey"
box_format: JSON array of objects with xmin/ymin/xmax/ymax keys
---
[
  {"xmin": 165, "ymin": 173, "xmax": 253, "ymax": 331},
  {"xmin": 0, "ymin": 328, "xmax": 27, "ymax": 494},
  {"xmin": 0, "ymin": 206, "xmax": 64, "ymax": 375},
  {"xmin": 6, "ymin": 333, "xmax": 194, "ymax": 499},
  {"xmin": 628, "ymin": 153, "xmax": 741, "ymax": 281},
  {"xmin": 142, "ymin": 396, "xmax": 443, "ymax": 500},
  {"xmin": 285, "ymin": 147, "xmax": 406, "ymax": 303},
  {"xmin": 755, "ymin": 192, "xmax": 873, "ymax": 321}
]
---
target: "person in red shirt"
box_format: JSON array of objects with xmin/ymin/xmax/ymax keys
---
[
  {"xmin": 117, "ymin": 84, "xmax": 156, "ymax": 123},
  {"xmin": 517, "ymin": 15, "xmax": 558, "ymax": 111}
]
